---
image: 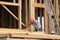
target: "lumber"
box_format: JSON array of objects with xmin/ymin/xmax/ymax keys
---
[
  {"xmin": 29, "ymin": 0, "xmax": 35, "ymax": 19},
  {"xmin": 0, "ymin": 34, "xmax": 10, "ymax": 37},
  {"xmin": 18, "ymin": 0, "xmax": 22, "ymax": 29},
  {"xmin": 11, "ymin": 32, "xmax": 60, "ymax": 39},
  {"xmin": 44, "ymin": 8, "xmax": 49, "ymax": 34},
  {"xmin": 34, "ymin": 3, "xmax": 45, "ymax": 8},
  {"xmin": 13, "ymin": 0, "xmax": 16, "ymax": 3},
  {"xmin": 0, "ymin": 1, "xmax": 19, "ymax": 6},
  {"xmin": 2, "ymin": 5, "xmax": 25, "ymax": 26},
  {"xmin": 40, "ymin": 0, "xmax": 42, "ymax": 3},
  {"xmin": 25, "ymin": 0, "xmax": 28, "ymax": 28},
  {"xmin": 0, "ymin": 28, "xmax": 60, "ymax": 39},
  {"xmin": 2, "ymin": 5, "xmax": 18, "ymax": 20}
]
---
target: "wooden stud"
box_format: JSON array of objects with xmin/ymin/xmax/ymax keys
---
[
  {"xmin": 44, "ymin": 8, "xmax": 49, "ymax": 34},
  {"xmin": 34, "ymin": 0, "xmax": 37, "ymax": 3},
  {"xmin": 0, "ymin": 1, "xmax": 19, "ymax": 6},
  {"xmin": 29, "ymin": 0, "xmax": 35, "ymax": 32},
  {"xmin": 13, "ymin": 0, "xmax": 16, "ymax": 3},
  {"xmin": 25, "ymin": 0, "xmax": 29, "ymax": 28},
  {"xmin": 40, "ymin": 0, "xmax": 42, "ymax": 3},
  {"xmin": 55, "ymin": 0, "xmax": 59, "ymax": 25},
  {"xmin": 54, "ymin": 0, "xmax": 59, "ymax": 34},
  {"xmin": 34, "ymin": 3, "xmax": 45, "ymax": 8},
  {"xmin": 18, "ymin": 0, "xmax": 22, "ymax": 29},
  {"xmin": 29, "ymin": 0, "xmax": 35, "ymax": 19}
]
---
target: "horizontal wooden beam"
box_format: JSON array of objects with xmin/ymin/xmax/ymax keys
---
[
  {"xmin": 34, "ymin": 3, "xmax": 45, "ymax": 8},
  {"xmin": 0, "ymin": 28, "xmax": 28, "ymax": 34},
  {"xmin": 0, "ymin": 34, "xmax": 10, "ymax": 37},
  {"xmin": 0, "ymin": 1, "xmax": 19, "ymax": 6},
  {"xmin": 11, "ymin": 33, "xmax": 60, "ymax": 39},
  {"xmin": 0, "ymin": 28, "xmax": 60, "ymax": 39}
]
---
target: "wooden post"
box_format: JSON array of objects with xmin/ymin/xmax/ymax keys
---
[
  {"xmin": 13, "ymin": 0, "xmax": 16, "ymax": 3},
  {"xmin": 34, "ymin": 0, "xmax": 37, "ymax": 3},
  {"xmin": 29, "ymin": 0, "xmax": 35, "ymax": 32},
  {"xmin": 18, "ymin": 0, "xmax": 22, "ymax": 29},
  {"xmin": 56, "ymin": 0, "xmax": 59, "ymax": 16},
  {"xmin": 0, "ymin": 1, "xmax": 19, "ymax": 6},
  {"xmin": 29, "ymin": 0, "xmax": 35, "ymax": 19},
  {"xmin": 40, "ymin": 0, "xmax": 42, "ymax": 3},
  {"xmin": 25, "ymin": 0, "xmax": 29, "ymax": 28},
  {"xmin": 54, "ymin": 0, "xmax": 59, "ymax": 34},
  {"xmin": 56, "ymin": 0, "xmax": 60, "ymax": 36},
  {"xmin": 44, "ymin": 8, "xmax": 49, "ymax": 34}
]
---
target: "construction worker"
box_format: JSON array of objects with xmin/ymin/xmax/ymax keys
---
[{"xmin": 29, "ymin": 18, "xmax": 39, "ymax": 32}]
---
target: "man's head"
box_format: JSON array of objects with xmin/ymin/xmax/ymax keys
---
[{"xmin": 30, "ymin": 18, "xmax": 34, "ymax": 24}]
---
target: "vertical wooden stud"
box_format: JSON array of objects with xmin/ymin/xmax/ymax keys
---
[
  {"xmin": 25, "ymin": 0, "xmax": 29, "ymax": 28},
  {"xmin": 29, "ymin": 0, "xmax": 35, "ymax": 19},
  {"xmin": 18, "ymin": 0, "xmax": 22, "ymax": 29},
  {"xmin": 40, "ymin": 0, "xmax": 42, "ymax": 3},
  {"xmin": 44, "ymin": 8, "xmax": 49, "ymax": 34},
  {"xmin": 13, "ymin": 0, "xmax": 16, "ymax": 3}
]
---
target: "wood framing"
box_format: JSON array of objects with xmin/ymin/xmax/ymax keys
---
[
  {"xmin": 34, "ymin": 3, "xmax": 45, "ymax": 8},
  {"xmin": 25, "ymin": 0, "xmax": 29, "ymax": 28},
  {"xmin": 29, "ymin": 0, "xmax": 35, "ymax": 19},
  {"xmin": 18, "ymin": 0, "xmax": 22, "ymax": 29},
  {"xmin": 0, "ymin": 0, "xmax": 60, "ymax": 39},
  {"xmin": 44, "ymin": 8, "xmax": 49, "ymax": 34},
  {"xmin": 0, "ymin": 28, "xmax": 60, "ymax": 39},
  {"xmin": 0, "ymin": 1, "xmax": 19, "ymax": 6},
  {"xmin": 2, "ymin": 5, "xmax": 18, "ymax": 20},
  {"xmin": 13, "ymin": 0, "xmax": 16, "ymax": 3}
]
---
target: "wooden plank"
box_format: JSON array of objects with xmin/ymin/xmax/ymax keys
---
[
  {"xmin": 0, "ymin": 28, "xmax": 28, "ymax": 34},
  {"xmin": 0, "ymin": 34, "xmax": 10, "ymax": 37},
  {"xmin": 34, "ymin": 0, "xmax": 37, "ymax": 3},
  {"xmin": 29, "ymin": 0, "xmax": 35, "ymax": 19},
  {"xmin": 13, "ymin": 0, "xmax": 16, "ymax": 3},
  {"xmin": 11, "ymin": 32, "xmax": 60, "ymax": 39},
  {"xmin": 34, "ymin": 3, "xmax": 45, "ymax": 8},
  {"xmin": 29, "ymin": 0, "xmax": 35, "ymax": 32},
  {"xmin": 54, "ymin": 0, "xmax": 59, "ymax": 34},
  {"xmin": 44, "ymin": 8, "xmax": 49, "ymax": 34},
  {"xmin": 18, "ymin": 0, "xmax": 22, "ymax": 29},
  {"xmin": 0, "ymin": 1, "xmax": 19, "ymax": 6},
  {"xmin": 0, "ymin": 28, "xmax": 60, "ymax": 39},
  {"xmin": 40, "ymin": 0, "xmax": 42, "ymax": 3}
]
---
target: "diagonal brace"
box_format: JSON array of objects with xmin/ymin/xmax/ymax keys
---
[{"xmin": 2, "ymin": 5, "xmax": 25, "ymax": 26}]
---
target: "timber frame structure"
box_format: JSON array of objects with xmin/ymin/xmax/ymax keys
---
[{"xmin": 0, "ymin": 0, "xmax": 60, "ymax": 40}]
